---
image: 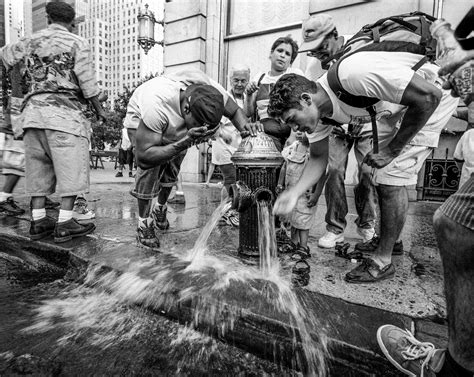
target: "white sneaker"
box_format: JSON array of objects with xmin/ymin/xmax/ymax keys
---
[
  {"xmin": 73, "ymin": 200, "xmax": 96, "ymax": 221},
  {"xmin": 318, "ymin": 231, "xmax": 344, "ymax": 248},
  {"xmin": 357, "ymin": 227, "xmax": 375, "ymax": 243}
]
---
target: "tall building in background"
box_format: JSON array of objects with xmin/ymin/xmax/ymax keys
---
[
  {"xmin": 76, "ymin": 0, "xmax": 163, "ymax": 102},
  {"xmin": 5, "ymin": 0, "xmax": 23, "ymax": 43},
  {"xmin": 23, "ymin": 0, "xmax": 32, "ymax": 37}
]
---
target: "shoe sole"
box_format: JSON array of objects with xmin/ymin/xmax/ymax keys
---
[
  {"xmin": 54, "ymin": 224, "xmax": 96, "ymax": 243},
  {"xmin": 355, "ymin": 247, "xmax": 404, "ymax": 256},
  {"xmin": 376, "ymin": 326, "xmax": 417, "ymax": 377},
  {"xmin": 344, "ymin": 270, "xmax": 395, "ymax": 284},
  {"xmin": 30, "ymin": 230, "xmax": 54, "ymax": 240}
]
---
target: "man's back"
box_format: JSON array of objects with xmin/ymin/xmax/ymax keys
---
[{"xmin": 1, "ymin": 24, "xmax": 98, "ymax": 104}]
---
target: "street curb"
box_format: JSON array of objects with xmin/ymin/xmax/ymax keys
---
[{"xmin": 2, "ymin": 233, "xmax": 447, "ymax": 376}]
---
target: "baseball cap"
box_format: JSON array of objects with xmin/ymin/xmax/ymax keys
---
[
  {"xmin": 186, "ymin": 84, "xmax": 225, "ymax": 131},
  {"xmin": 299, "ymin": 14, "xmax": 336, "ymax": 53}
]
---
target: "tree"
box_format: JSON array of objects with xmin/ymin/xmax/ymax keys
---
[{"xmin": 91, "ymin": 73, "xmax": 158, "ymax": 150}]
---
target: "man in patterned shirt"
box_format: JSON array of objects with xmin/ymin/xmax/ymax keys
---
[{"xmin": 0, "ymin": 2, "xmax": 106, "ymax": 243}]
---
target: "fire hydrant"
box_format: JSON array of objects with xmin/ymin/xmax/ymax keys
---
[{"xmin": 229, "ymin": 132, "xmax": 284, "ymax": 257}]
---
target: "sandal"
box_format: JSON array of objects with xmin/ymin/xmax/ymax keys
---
[
  {"xmin": 291, "ymin": 245, "xmax": 311, "ymax": 261},
  {"xmin": 335, "ymin": 243, "xmax": 363, "ymax": 261},
  {"xmin": 292, "ymin": 259, "xmax": 310, "ymax": 287}
]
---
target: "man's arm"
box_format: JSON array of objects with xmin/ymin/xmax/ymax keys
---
[
  {"xmin": 135, "ymin": 120, "xmax": 206, "ymax": 169},
  {"xmin": 273, "ymin": 137, "xmax": 329, "ymax": 215},
  {"xmin": 364, "ymin": 74, "xmax": 442, "ymax": 168}
]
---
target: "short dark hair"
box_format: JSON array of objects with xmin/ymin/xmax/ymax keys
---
[
  {"xmin": 46, "ymin": 1, "xmax": 76, "ymax": 24},
  {"xmin": 270, "ymin": 36, "xmax": 299, "ymax": 64},
  {"xmin": 268, "ymin": 73, "xmax": 318, "ymax": 117}
]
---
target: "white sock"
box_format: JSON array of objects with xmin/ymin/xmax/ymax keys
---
[
  {"xmin": 0, "ymin": 192, "xmax": 11, "ymax": 202},
  {"xmin": 175, "ymin": 191, "xmax": 184, "ymax": 196},
  {"xmin": 58, "ymin": 209, "xmax": 73, "ymax": 223},
  {"xmin": 32, "ymin": 208, "xmax": 46, "ymax": 221}
]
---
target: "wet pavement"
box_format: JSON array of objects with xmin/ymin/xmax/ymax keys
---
[{"xmin": 0, "ymin": 162, "xmax": 447, "ymax": 375}]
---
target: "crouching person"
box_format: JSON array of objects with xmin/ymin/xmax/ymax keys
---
[
  {"xmin": 0, "ymin": 2, "xmax": 106, "ymax": 242},
  {"xmin": 127, "ymin": 70, "xmax": 255, "ymax": 250}
]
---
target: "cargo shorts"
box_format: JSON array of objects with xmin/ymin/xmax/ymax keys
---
[
  {"xmin": 130, "ymin": 151, "xmax": 187, "ymax": 200},
  {"xmin": 24, "ymin": 128, "xmax": 90, "ymax": 197}
]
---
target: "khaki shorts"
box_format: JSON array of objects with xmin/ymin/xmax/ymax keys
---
[
  {"xmin": 24, "ymin": 128, "xmax": 90, "ymax": 197},
  {"xmin": 2, "ymin": 134, "xmax": 25, "ymax": 177},
  {"xmin": 375, "ymin": 145, "xmax": 432, "ymax": 186}
]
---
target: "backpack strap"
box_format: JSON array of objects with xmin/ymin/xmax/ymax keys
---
[
  {"xmin": 366, "ymin": 105, "xmax": 379, "ymax": 153},
  {"xmin": 327, "ymin": 58, "xmax": 379, "ymax": 109}
]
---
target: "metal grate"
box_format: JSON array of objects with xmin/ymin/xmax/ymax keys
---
[{"xmin": 422, "ymin": 148, "xmax": 460, "ymax": 201}]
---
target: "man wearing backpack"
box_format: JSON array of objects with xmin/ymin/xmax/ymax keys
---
[
  {"xmin": 268, "ymin": 16, "xmax": 459, "ymax": 283},
  {"xmin": 299, "ymin": 14, "xmax": 377, "ymax": 248}
]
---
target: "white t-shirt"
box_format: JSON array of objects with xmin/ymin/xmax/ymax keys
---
[
  {"xmin": 312, "ymin": 51, "xmax": 458, "ymax": 147},
  {"xmin": 454, "ymin": 128, "xmax": 474, "ymax": 187},
  {"xmin": 123, "ymin": 70, "xmax": 230, "ymax": 145},
  {"xmin": 120, "ymin": 127, "xmax": 131, "ymax": 150},
  {"xmin": 252, "ymin": 67, "xmax": 304, "ymax": 120}
]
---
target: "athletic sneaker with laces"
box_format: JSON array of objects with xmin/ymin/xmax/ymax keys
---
[
  {"xmin": 72, "ymin": 198, "xmax": 96, "ymax": 221},
  {"xmin": 137, "ymin": 221, "xmax": 160, "ymax": 249},
  {"xmin": 355, "ymin": 236, "xmax": 404, "ymax": 255},
  {"xmin": 152, "ymin": 205, "xmax": 169, "ymax": 230},
  {"xmin": 318, "ymin": 231, "xmax": 344, "ymax": 248},
  {"xmin": 54, "ymin": 218, "xmax": 96, "ymax": 243},
  {"xmin": 0, "ymin": 197, "xmax": 25, "ymax": 216},
  {"xmin": 377, "ymin": 325, "xmax": 445, "ymax": 377},
  {"xmin": 357, "ymin": 227, "xmax": 375, "ymax": 243}
]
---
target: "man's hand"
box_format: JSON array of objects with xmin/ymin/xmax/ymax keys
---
[
  {"xmin": 240, "ymin": 121, "xmax": 264, "ymax": 137},
  {"xmin": 187, "ymin": 126, "xmax": 209, "ymax": 141},
  {"xmin": 273, "ymin": 189, "xmax": 298, "ymax": 216},
  {"xmin": 332, "ymin": 125, "xmax": 346, "ymax": 139},
  {"xmin": 307, "ymin": 194, "xmax": 318, "ymax": 208},
  {"xmin": 97, "ymin": 111, "xmax": 108, "ymax": 123},
  {"xmin": 363, "ymin": 147, "xmax": 398, "ymax": 168},
  {"xmin": 245, "ymin": 81, "xmax": 259, "ymax": 96}
]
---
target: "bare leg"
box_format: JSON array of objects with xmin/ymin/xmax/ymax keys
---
[
  {"xmin": 138, "ymin": 198, "xmax": 152, "ymax": 218},
  {"xmin": 31, "ymin": 196, "xmax": 46, "ymax": 210},
  {"xmin": 291, "ymin": 227, "xmax": 299, "ymax": 245},
  {"xmin": 372, "ymin": 184, "xmax": 408, "ymax": 267},
  {"xmin": 157, "ymin": 186, "xmax": 173, "ymax": 206},
  {"xmin": 2, "ymin": 174, "xmax": 20, "ymax": 193},
  {"xmin": 433, "ymin": 209, "xmax": 474, "ymax": 371},
  {"xmin": 60, "ymin": 196, "xmax": 76, "ymax": 211},
  {"xmin": 299, "ymin": 229, "xmax": 309, "ymax": 248},
  {"xmin": 206, "ymin": 163, "xmax": 215, "ymax": 186}
]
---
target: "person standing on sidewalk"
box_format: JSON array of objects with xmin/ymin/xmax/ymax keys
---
[
  {"xmin": 377, "ymin": 9, "xmax": 474, "ymax": 377},
  {"xmin": 116, "ymin": 127, "xmax": 134, "ymax": 178},
  {"xmin": 269, "ymin": 48, "xmax": 458, "ymax": 283},
  {"xmin": 0, "ymin": 2, "xmax": 106, "ymax": 242},
  {"xmin": 299, "ymin": 14, "xmax": 377, "ymax": 248},
  {"xmin": 125, "ymin": 69, "xmax": 255, "ymax": 250}
]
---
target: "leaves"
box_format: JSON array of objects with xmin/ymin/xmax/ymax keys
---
[{"xmin": 91, "ymin": 73, "xmax": 159, "ymax": 150}]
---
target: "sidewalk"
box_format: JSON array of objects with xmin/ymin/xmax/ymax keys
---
[{"xmin": 0, "ymin": 163, "xmax": 446, "ymax": 375}]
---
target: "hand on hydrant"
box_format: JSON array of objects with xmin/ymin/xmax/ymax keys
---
[{"xmin": 240, "ymin": 121, "xmax": 263, "ymax": 138}]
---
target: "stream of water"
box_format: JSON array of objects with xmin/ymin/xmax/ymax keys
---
[{"xmin": 20, "ymin": 199, "xmax": 327, "ymax": 376}]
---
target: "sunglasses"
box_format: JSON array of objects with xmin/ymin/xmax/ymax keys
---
[{"xmin": 306, "ymin": 36, "xmax": 331, "ymax": 57}]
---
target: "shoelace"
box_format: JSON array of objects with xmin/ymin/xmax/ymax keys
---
[{"xmin": 400, "ymin": 330, "xmax": 436, "ymax": 377}]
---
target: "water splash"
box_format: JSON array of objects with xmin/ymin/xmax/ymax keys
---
[
  {"xmin": 23, "ymin": 198, "xmax": 328, "ymax": 375},
  {"xmin": 257, "ymin": 200, "xmax": 279, "ymax": 277},
  {"xmin": 186, "ymin": 200, "xmax": 232, "ymax": 264}
]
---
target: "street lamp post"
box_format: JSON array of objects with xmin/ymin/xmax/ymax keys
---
[{"xmin": 137, "ymin": 3, "xmax": 164, "ymax": 54}]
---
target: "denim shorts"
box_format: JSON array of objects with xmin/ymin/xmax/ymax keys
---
[
  {"xmin": 130, "ymin": 151, "xmax": 186, "ymax": 200},
  {"xmin": 24, "ymin": 128, "xmax": 90, "ymax": 196}
]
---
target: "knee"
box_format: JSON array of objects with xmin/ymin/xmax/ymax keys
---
[{"xmin": 433, "ymin": 209, "xmax": 445, "ymax": 233}]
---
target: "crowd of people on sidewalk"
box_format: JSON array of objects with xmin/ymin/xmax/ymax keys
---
[{"xmin": 0, "ymin": 1, "xmax": 472, "ymax": 376}]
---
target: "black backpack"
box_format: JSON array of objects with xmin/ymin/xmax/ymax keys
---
[{"xmin": 326, "ymin": 11, "xmax": 438, "ymax": 152}]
